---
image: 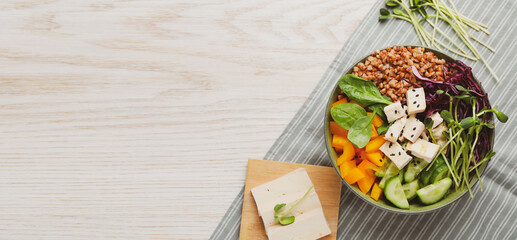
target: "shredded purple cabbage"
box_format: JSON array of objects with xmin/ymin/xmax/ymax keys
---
[{"xmin": 410, "ymin": 61, "xmax": 492, "ymax": 163}]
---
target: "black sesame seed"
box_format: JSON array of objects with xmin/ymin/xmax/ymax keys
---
[
  {"xmin": 413, "ymin": 127, "xmax": 417, "ymax": 131},
  {"xmin": 413, "ymin": 101, "xmax": 417, "ymax": 104},
  {"xmin": 389, "ymin": 143, "xmax": 393, "ymax": 148},
  {"xmin": 390, "ymin": 133, "xmax": 393, "ymax": 137},
  {"xmin": 411, "ymin": 134, "xmax": 414, "ymax": 138},
  {"xmin": 398, "ymin": 152, "xmax": 401, "ymax": 156},
  {"xmin": 390, "ymin": 153, "xmax": 395, "ymax": 156},
  {"xmin": 417, "ymin": 104, "xmax": 420, "ymax": 108},
  {"xmin": 395, "ymin": 110, "xmax": 398, "ymax": 114},
  {"xmin": 416, "ymin": 94, "xmax": 419, "ymax": 97},
  {"xmin": 380, "ymin": 159, "xmax": 383, "ymax": 162},
  {"xmin": 412, "ymin": 89, "xmax": 416, "ymax": 92}
]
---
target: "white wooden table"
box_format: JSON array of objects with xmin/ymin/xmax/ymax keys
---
[{"xmin": 0, "ymin": 0, "xmax": 374, "ymax": 239}]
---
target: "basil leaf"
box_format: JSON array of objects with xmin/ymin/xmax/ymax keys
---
[
  {"xmin": 368, "ymin": 103, "xmax": 388, "ymax": 122},
  {"xmin": 279, "ymin": 216, "xmax": 295, "ymax": 225},
  {"xmin": 338, "ymin": 74, "xmax": 392, "ymax": 106},
  {"xmin": 377, "ymin": 122, "xmax": 389, "ymax": 135},
  {"xmin": 331, "ymin": 103, "xmax": 367, "ymax": 130},
  {"xmin": 348, "ymin": 110, "xmax": 376, "ymax": 148}
]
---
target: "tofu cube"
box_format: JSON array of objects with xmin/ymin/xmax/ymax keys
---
[
  {"xmin": 404, "ymin": 105, "xmax": 415, "ymax": 118},
  {"xmin": 384, "ymin": 101, "xmax": 406, "ymax": 122},
  {"xmin": 432, "ymin": 122, "xmax": 448, "ymax": 140},
  {"xmin": 397, "ymin": 107, "xmax": 410, "ymax": 141},
  {"xmin": 384, "ymin": 117, "xmax": 407, "ymax": 142},
  {"xmin": 420, "ymin": 130, "xmax": 430, "ymax": 141},
  {"xmin": 406, "ymin": 141, "xmax": 414, "ymax": 151},
  {"xmin": 408, "ymin": 139, "xmax": 440, "ymax": 163},
  {"xmin": 402, "ymin": 117, "xmax": 425, "ymax": 143},
  {"xmin": 429, "ymin": 112, "xmax": 443, "ymax": 129},
  {"xmin": 379, "ymin": 141, "xmax": 413, "ymax": 170},
  {"xmin": 398, "ymin": 133, "xmax": 405, "ymax": 142},
  {"xmin": 407, "ymin": 88, "xmax": 426, "ymax": 115}
]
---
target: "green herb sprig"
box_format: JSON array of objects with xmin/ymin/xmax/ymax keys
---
[
  {"xmin": 379, "ymin": 0, "xmax": 500, "ymax": 82},
  {"xmin": 274, "ymin": 185, "xmax": 314, "ymax": 226},
  {"xmin": 425, "ymin": 89, "xmax": 508, "ymax": 196}
]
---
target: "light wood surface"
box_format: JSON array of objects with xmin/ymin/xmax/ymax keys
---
[
  {"xmin": 240, "ymin": 159, "xmax": 342, "ymax": 240},
  {"xmin": 0, "ymin": 0, "xmax": 374, "ymax": 239}
]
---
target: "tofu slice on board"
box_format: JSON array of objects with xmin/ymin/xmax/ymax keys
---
[{"xmin": 250, "ymin": 168, "xmax": 331, "ymax": 240}]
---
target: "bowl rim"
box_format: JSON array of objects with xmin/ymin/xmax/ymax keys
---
[{"xmin": 324, "ymin": 45, "xmax": 493, "ymax": 214}]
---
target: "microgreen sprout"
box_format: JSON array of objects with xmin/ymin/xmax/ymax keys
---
[
  {"xmin": 274, "ymin": 185, "xmax": 313, "ymax": 226},
  {"xmin": 379, "ymin": 0, "xmax": 501, "ymax": 82}
]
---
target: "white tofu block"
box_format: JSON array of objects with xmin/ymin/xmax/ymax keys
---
[
  {"xmin": 403, "ymin": 105, "xmax": 415, "ymax": 118},
  {"xmin": 379, "ymin": 141, "xmax": 413, "ymax": 169},
  {"xmin": 406, "ymin": 141, "xmax": 414, "ymax": 151},
  {"xmin": 407, "ymin": 88, "xmax": 426, "ymax": 115},
  {"xmin": 251, "ymin": 168, "xmax": 313, "ymax": 219},
  {"xmin": 420, "ymin": 131, "xmax": 429, "ymax": 141},
  {"xmin": 430, "ymin": 112, "xmax": 444, "ymax": 129},
  {"xmin": 402, "ymin": 117, "xmax": 425, "ymax": 143},
  {"xmin": 251, "ymin": 168, "xmax": 331, "ymax": 239},
  {"xmin": 384, "ymin": 101, "xmax": 406, "ymax": 122},
  {"xmin": 436, "ymin": 139, "xmax": 448, "ymax": 153},
  {"xmin": 437, "ymin": 139, "xmax": 447, "ymax": 149},
  {"xmin": 398, "ymin": 133, "xmax": 405, "ymax": 142},
  {"xmin": 408, "ymin": 139, "xmax": 440, "ymax": 163},
  {"xmin": 266, "ymin": 207, "xmax": 331, "ymax": 240},
  {"xmin": 384, "ymin": 117, "xmax": 407, "ymax": 142},
  {"xmin": 399, "ymin": 106, "xmax": 414, "ymax": 141},
  {"xmin": 432, "ymin": 122, "xmax": 448, "ymax": 140}
]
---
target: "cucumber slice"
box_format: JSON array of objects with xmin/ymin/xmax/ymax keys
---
[
  {"xmin": 404, "ymin": 158, "xmax": 429, "ymax": 183},
  {"xmin": 420, "ymin": 157, "xmax": 445, "ymax": 186},
  {"xmin": 430, "ymin": 165, "xmax": 449, "ymax": 184},
  {"xmin": 416, "ymin": 177, "xmax": 452, "ymax": 205},
  {"xmin": 402, "ymin": 180, "xmax": 419, "ymax": 201},
  {"xmin": 398, "ymin": 168, "xmax": 405, "ymax": 183},
  {"xmin": 385, "ymin": 176, "xmax": 410, "ymax": 209},
  {"xmin": 374, "ymin": 158, "xmax": 391, "ymax": 177},
  {"xmin": 379, "ymin": 162, "xmax": 399, "ymax": 189}
]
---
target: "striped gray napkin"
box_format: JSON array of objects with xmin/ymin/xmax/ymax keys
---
[{"xmin": 210, "ymin": 0, "xmax": 517, "ymax": 239}]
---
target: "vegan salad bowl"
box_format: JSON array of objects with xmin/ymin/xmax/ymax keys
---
[{"xmin": 324, "ymin": 46, "xmax": 507, "ymax": 213}]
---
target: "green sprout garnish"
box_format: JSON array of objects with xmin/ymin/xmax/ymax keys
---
[{"xmin": 273, "ymin": 185, "xmax": 314, "ymax": 226}]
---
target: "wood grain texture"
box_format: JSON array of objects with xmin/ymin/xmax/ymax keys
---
[
  {"xmin": 240, "ymin": 159, "xmax": 341, "ymax": 240},
  {"xmin": 0, "ymin": 0, "xmax": 375, "ymax": 239}
]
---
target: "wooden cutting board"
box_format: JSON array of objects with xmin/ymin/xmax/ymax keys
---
[{"xmin": 239, "ymin": 159, "xmax": 342, "ymax": 240}]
